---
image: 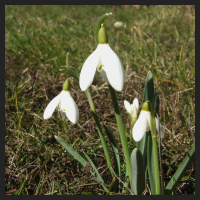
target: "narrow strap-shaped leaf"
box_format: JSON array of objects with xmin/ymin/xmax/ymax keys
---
[
  {"xmin": 164, "ymin": 144, "xmax": 195, "ymax": 195},
  {"xmin": 83, "ymin": 152, "xmax": 105, "ymax": 185},
  {"xmin": 143, "ymin": 71, "xmax": 154, "ymax": 107},
  {"xmin": 103, "ymin": 124, "xmax": 120, "ymax": 192},
  {"xmin": 55, "ymin": 135, "xmax": 87, "ymax": 167},
  {"xmin": 131, "ymin": 148, "xmax": 145, "ymax": 195},
  {"xmin": 59, "ymin": 68, "xmax": 80, "ymax": 80},
  {"xmin": 137, "ymin": 71, "xmax": 154, "ymax": 187},
  {"xmin": 147, "ymin": 131, "xmax": 156, "ymax": 195},
  {"xmin": 94, "ymin": 12, "xmax": 112, "ymax": 45},
  {"xmin": 108, "ymin": 85, "xmax": 132, "ymax": 182},
  {"xmin": 55, "ymin": 135, "xmax": 109, "ymax": 192},
  {"xmin": 103, "ymin": 124, "xmax": 121, "ymax": 178}
]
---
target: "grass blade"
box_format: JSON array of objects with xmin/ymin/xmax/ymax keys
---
[{"xmin": 164, "ymin": 144, "xmax": 195, "ymax": 195}]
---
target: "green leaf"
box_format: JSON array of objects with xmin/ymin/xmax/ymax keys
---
[
  {"xmin": 83, "ymin": 152, "xmax": 105, "ymax": 185},
  {"xmin": 151, "ymin": 92, "xmax": 160, "ymax": 119},
  {"xmin": 147, "ymin": 131, "xmax": 156, "ymax": 195},
  {"xmin": 103, "ymin": 124, "xmax": 121, "ymax": 178},
  {"xmin": 103, "ymin": 124, "xmax": 120, "ymax": 192},
  {"xmin": 55, "ymin": 135, "xmax": 109, "ymax": 191},
  {"xmin": 55, "ymin": 135, "xmax": 87, "ymax": 167},
  {"xmin": 94, "ymin": 12, "xmax": 112, "ymax": 45},
  {"xmin": 143, "ymin": 71, "xmax": 154, "ymax": 107},
  {"xmin": 131, "ymin": 148, "xmax": 145, "ymax": 195},
  {"xmin": 137, "ymin": 71, "xmax": 155, "ymax": 187},
  {"xmin": 59, "ymin": 67, "xmax": 79, "ymax": 80},
  {"xmin": 164, "ymin": 144, "xmax": 195, "ymax": 195}
]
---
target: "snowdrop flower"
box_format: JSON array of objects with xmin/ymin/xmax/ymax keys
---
[
  {"xmin": 132, "ymin": 101, "xmax": 151, "ymax": 142},
  {"xmin": 132, "ymin": 101, "xmax": 165, "ymax": 142},
  {"xmin": 79, "ymin": 23, "xmax": 124, "ymax": 92},
  {"xmin": 43, "ymin": 78, "xmax": 79, "ymax": 124},
  {"xmin": 124, "ymin": 98, "xmax": 139, "ymax": 125},
  {"xmin": 114, "ymin": 21, "xmax": 123, "ymax": 28}
]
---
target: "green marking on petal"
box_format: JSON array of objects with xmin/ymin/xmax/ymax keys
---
[
  {"xmin": 63, "ymin": 109, "xmax": 65, "ymax": 111},
  {"xmin": 98, "ymin": 65, "xmax": 104, "ymax": 71}
]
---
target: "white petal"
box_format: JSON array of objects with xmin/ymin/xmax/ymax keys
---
[
  {"xmin": 79, "ymin": 47, "xmax": 100, "ymax": 91},
  {"xmin": 130, "ymin": 105, "xmax": 137, "ymax": 120},
  {"xmin": 132, "ymin": 117, "xmax": 147, "ymax": 142},
  {"xmin": 124, "ymin": 100, "xmax": 131, "ymax": 114},
  {"xmin": 43, "ymin": 93, "xmax": 62, "ymax": 119},
  {"xmin": 133, "ymin": 98, "xmax": 139, "ymax": 113},
  {"xmin": 155, "ymin": 117, "xmax": 164, "ymax": 138},
  {"xmin": 60, "ymin": 91, "xmax": 79, "ymax": 124},
  {"xmin": 145, "ymin": 111, "xmax": 151, "ymax": 130},
  {"xmin": 99, "ymin": 44, "xmax": 124, "ymax": 91}
]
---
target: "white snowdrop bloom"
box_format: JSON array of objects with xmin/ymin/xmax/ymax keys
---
[
  {"xmin": 43, "ymin": 79, "xmax": 79, "ymax": 124},
  {"xmin": 114, "ymin": 21, "xmax": 123, "ymax": 28},
  {"xmin": 132, "ymin": 102, "xmax": 151, "ymax": 142},
  {"xmin": 124, "ymin": 98, "xmax": 139, "ymax": 121},
  {"xmin": 79, "ymin": 24, "xmax": 124, "ymax": 92},
  {"xmin": 155, "ymin": 117, "xmax": 164, "ymax": 138}
]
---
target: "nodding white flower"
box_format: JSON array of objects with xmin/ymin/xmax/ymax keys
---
[
  {"xmin": 124, "ymin": 98, "xmax": 139, "ymax": 122},
  {"xmin": 79, "ymin": 24, "xmax": 124, "ymax": 92},
  {"xmin": 114, "ymin": 21, "xmax": 123, "ymax": 28},
  {"xmin": 43, "ymin": 79, "xmax": 79, "ymax": 124},
  {"xmin": 132, "ymin": 102, "xmax": 165, "ymax": 142},
  {"xmin": 132, "ymin": 102, "xmax": 151, "ymax": 142}
]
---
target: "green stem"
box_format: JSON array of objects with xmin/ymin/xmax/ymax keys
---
[
  {"xmin": 108, "ymin": 85, "xmax": 132, "ymax": 181},
  {"xmin": 85, "ymin": 88, "xmax": 114, "ymax": 178},
  {"xmin": 152, "ymin": 136, "xmax": 161, "ymax": 195}
]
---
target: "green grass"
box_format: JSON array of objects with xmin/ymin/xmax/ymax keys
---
[{"xmin": 5, "ymin": 5, "xmax": 195, "ymax": 195}]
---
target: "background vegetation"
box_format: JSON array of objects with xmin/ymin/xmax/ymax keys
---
[{"xmin": 5, "ymin": 5, "xmax": 195, "ymax": 195}]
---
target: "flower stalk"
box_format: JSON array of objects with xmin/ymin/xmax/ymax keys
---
[
  {"xmin": 151, "ymin": 93, "xmax": 161, "ymax": 195},
  {"xmin": 85, "ymin": 88, "xmax": 114, "ymax": 178},
  {"xmin": 108, "ymin": 85, "xmax": 132, "ymax": 181}
]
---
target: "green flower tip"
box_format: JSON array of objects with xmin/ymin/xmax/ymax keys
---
[
  {"xmin": 62, "ymin": 78, "xmax": 70, "ymax": 91},
  {"xmin": 142, "ymin": 101, "xmax": 150, "ymax": 111},
  {"xmin": 98, "ymin": 23, "xmax": 108, "ymax": 44}
]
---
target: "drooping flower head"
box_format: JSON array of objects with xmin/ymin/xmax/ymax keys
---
[
  {"xmin": 132, "ymin": 101, "xmax": 151, "ymax": 142},
  {"xmin": 132, "ymin": 101, "xmax": 165, "ymax": 142},
  {"xmin": 43, "ymin": 78, "xmax": 79, "ymax": 124},
  {"xmin": 124, "ymin": 98, "xmax": 139, "ymax": 126},
  {"xmin": 79, "ymin": 23, "xmax": 124, "ymax": 92}
]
